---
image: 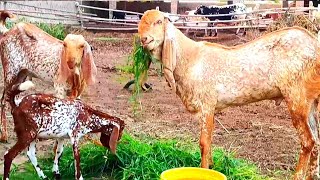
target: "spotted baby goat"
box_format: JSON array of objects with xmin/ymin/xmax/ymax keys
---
[
  {"xmin": 3, "ymin": 69, "xmax": 125, "ymax": 180},
  {"xmin": 0, "ymin": 11, "xmax": 97, "ymax": 142}
]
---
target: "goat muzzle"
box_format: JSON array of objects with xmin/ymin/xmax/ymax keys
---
[{"xmin": 141, "ymin": 36, "xmax": 154, "ymax": 47}]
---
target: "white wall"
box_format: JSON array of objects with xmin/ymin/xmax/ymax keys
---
[{"xmin": 0, "ymin": 1, "xmax": 80, "ymax": 25}]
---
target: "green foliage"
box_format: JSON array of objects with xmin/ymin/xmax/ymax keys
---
[
  {"xmin": 5, "ymin": 18, "xmax": 66, "ymax": 40},
  {"xmin": 115, "ymin": 64, "xmax": 134, "ymax": 74},
  {"xmin": 7, "ymin": 134, "xmax": 271, "ymax": 180},
  {"xmin": 127, "ymin": 35, "xmax": 153, "ymax": 115},
  {"xmin": 36, "ymin": 22, "xmax": 66, "ymax": 40}
]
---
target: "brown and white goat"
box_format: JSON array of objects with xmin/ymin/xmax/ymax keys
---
[
  {"xmin": 139, "ymin": 10, "xmax": 320, "ymax": 179},
  {"xmin": 0, "ymin": 11, "xmax": 97, "ymax": 142},
  {"xmin": 3, "ymin": 69, "xmax": 125, "ymax": 180}
]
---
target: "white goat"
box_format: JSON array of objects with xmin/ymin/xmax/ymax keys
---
[{"xmin": 139, "ymin": 10, "xmax": 320, "ymax": 180}]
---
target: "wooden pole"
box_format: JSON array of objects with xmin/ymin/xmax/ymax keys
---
[
  {"xmin": 304, "ymin": 0, "xmax": 310, "ymax": 7},
  {"xmin": 283, "ymin": 0, "xmax": 288, "ymax": 8},
  {"xmin": 171, "ymin": 0, "xmax": 178, "ymax": 14},
  {"xmin": 109, "ymin": 0, "xmax": 116, "ymax": 19}
]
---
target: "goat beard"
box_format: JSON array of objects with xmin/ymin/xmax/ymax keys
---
[
  {"xmin": 67, "ymin": 71, "xmax": 82, "ymax": 98},
  {"xmin": 150, "ymin": 47, "xmax": 162, "ymax": 61}
]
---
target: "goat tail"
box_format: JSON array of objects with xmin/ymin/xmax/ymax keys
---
[
  {"xmin": 0, "ymin": 11, "xmax": 15, "ymax": 35},
  {"xmin": 8, "ymin": 69, "xmax": 37, "ymax": 108}
]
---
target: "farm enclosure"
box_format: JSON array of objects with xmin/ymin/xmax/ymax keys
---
[
  {"xmin": 0, "ymin": 29, "xmax": 299, "ymax": 179},
  {"xmin": 1, "ymin": 1, "xmax": 316, "ymax": 179}
]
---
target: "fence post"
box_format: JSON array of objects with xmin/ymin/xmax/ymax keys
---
[
  {"xmin": 4, "ymin": 1, "xmax": 7, "ymax": 10},
  {"xmin": 75, "ymin": 1, "xmax": 83, "ymax": 29},
  {"xmin": 171, "ymin": 0, "xmax": 178, "ymax": 14},
  {"xmin": 283, "ymin": 0, "xmax": 288, "ymax": 8},
  {"xmin": 109, "ymin": 1, "xmax": 117, "ymax": 19}
]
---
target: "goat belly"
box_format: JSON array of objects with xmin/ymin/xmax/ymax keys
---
[
  {"xmin": 23, "ymin": 98, "xmax": 82, "ymax": 139},
  {"xmin": 37, "ymin": 127, "xmax": 72, "ymax": 139}
]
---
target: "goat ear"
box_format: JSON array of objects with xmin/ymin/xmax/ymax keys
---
[
  {"xmin": 56, "ymin": 48, "xmax": 70, "ymax": 83},
  {"xmin": 162, "ymin": 19, "xmax": 177, "ymax": 92},
  {"xmin": 109, "ymin": 126, "xmax": 120, "ymax": 154},
  {"xmin": 81, "ymin": 42, "xmax": 97, "ymax": 85}
]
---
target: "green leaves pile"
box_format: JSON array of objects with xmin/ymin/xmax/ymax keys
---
[{"xmin": 7, "ymin": 134, "xmax": 270, "ymax": 180}]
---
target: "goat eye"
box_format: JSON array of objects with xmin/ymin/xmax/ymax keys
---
[{"xmin": 156, "ymin": 20, "xmax": 162, "ymax": 25}]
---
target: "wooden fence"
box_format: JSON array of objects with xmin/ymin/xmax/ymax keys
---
[{"xmin": 1, "ymin": 1, "xmax": 319, "ymax": 33}]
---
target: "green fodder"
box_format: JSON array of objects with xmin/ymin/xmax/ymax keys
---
[
  {"xmin": 36, "ymin": 22, "xmax": 66, "ymax": 40},
  {"xmin": 266, "ymin": 12, "xmax": 318, "ymax": 35},
  {"xmin": 5, "ymin": 18, "xmax": 66, "ymax": 40},
  {"xmin": 127, "ymin": 35, "xmax": 153, "ymax": 115},
  {"xmin": 8, "ymin": 134, "xmax": 270, "ymax": 180}
]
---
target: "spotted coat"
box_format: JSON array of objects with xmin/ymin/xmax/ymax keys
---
[
  {"xmin": 3, "ymin": 93, "xmax": 125, "ymax": 180},
  {"xmin": 139, "ymin": 10, "xmax": 320, "ymax": 180},
  {"xmin": 0, "ymin": 22, "xmax": 97, "ymax": 142}
]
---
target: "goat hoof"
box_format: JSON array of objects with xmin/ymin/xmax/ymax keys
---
[
  {"xmin": 123, "ymin": 80, "xmax": 135, "ymax": 90},
  {"xmin": 123, "ymin": 80, "xmax": 152, "ymax": 92},
  {"xmin": 141, "ymin": 83, "xmax": 152, "ymax": 92},
  {"xmin": 54, "ymin": 172, "xmax": 61, "ymax": 180}
]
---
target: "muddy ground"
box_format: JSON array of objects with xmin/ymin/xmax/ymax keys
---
[{"xmin": 0, "ymin": 29, "xmax": 298, "ymax": 179}]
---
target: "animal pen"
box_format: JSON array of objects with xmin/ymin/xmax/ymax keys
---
[
  {"xmin": 1, "ymin": 1, "xmax": 320, "ymax": 37},
  {"xmin": 3, "ymin": 1, "xmax": 320, "ymax": 180}
]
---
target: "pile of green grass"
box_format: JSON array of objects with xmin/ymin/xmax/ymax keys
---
[
  {"xmin": 6, "ymin": 18, "xmax": 66, "ymax": 40},
  {"xmin": 7, "ymin": 134, "xmax": 270, "ymax": 180}
]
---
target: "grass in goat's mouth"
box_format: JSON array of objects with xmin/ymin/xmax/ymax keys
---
[{"xmin": 127, "ymin": 35, "xmax": 154, "ymax": 115}]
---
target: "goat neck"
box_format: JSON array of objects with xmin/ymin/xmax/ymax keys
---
[{"xmin": 86, "ymin": 107, "xmax": 125, "ymax": 133}]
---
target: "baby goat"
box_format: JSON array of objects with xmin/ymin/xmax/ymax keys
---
[{"xmin": 3, "ymin": 69, "xmax": 125, "ymax": 180}]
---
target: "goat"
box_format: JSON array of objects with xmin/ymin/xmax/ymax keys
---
[
  {"xmin": 194, "ymin": 3, "xmax": 248, "ymax": 36},
  {"xmin": 0, "ymin": 11, "xmax": 97, "ymax": 142},
  {"xmin": 112, "ymin": 11, "xmax": 126, "ymax": 19},
  {"xmin": 3, "ymin": 69, "xmax": 125, "ymax": 180},
  {"xmin": 185, "ymin": 10, "xmax": 211, "ymax": 37},
  {"xmin": 313, "ymin": 0, "xmax": 320, "ymax": 7},
  {"xmin": 0, "ymin": 11, "xmax": 15, "ymax": 35},
  {"xmin": 139, "ymin": 10, "xmax": 320, "ymax": 179}
]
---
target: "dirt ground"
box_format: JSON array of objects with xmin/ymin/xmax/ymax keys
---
[{"xmin": 0, "ymin": 29, "xmax": 299, "ymax": 179}]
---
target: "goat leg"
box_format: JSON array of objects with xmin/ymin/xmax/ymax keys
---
[
  {"xmin": 236, "ymin": 27, "xmax": 240, "ymax": 35},
  {"xmin": 0, "ymin": 89, "xmax": 8, "ymax": 142},
  {"xmin": 212, "ymin": 29, "xmax": 218, "ymax": 37},
  {"xmin": 4, "ymin": 139, "xmax": 33, "ymax": 179},
  {"xmin": 199, "ymin": 113, "xmax": 214, "ymax": 168},
  {"xmin": 123, "ymin": 80, "xmax": 152, "ymax": 92},
  {"xmin": 52, "ymin": 139, "xmax": 64, "ymax": 180},
  {"xmin": 306, "ymin": 101, "xmax": 320, "ymax": 180},
  {"xmin": 71, "ymin": 138, "xmax": 83, "ymax": 180},
  {"xmin": 287, "ymin": 99, "xmax": 316, "ymax": 180},
  {"xmin": 27, "ymin": 141, "xmax": 47, "ymax": 179}
]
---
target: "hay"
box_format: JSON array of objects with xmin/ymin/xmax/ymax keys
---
[{"xmin": 266, "ymin": 12, "xmax": 318, "ymax": 35}]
